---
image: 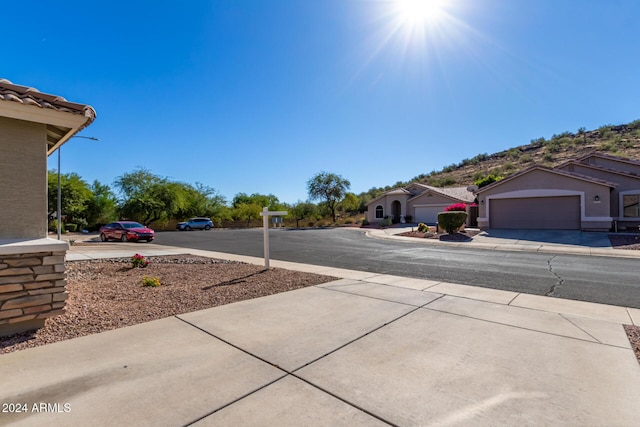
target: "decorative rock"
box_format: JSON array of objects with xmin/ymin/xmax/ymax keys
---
[
  {"xmin": 32, "ymin": 265, "xmax": 55, "ymax": 275},
  {"xmin": 2, "ymin": 294, "xmax": 52, "ymax": 310},
  {"xmin": 7, "ymin": 314, "xmax": 37, "ymax": 323},
  {"xmin": 4, "ymin": 258, "xmax": 41, "ymax": 267},
  {"xmin": 23, "ymin": 281, "xmax": 53, "ymax": 290},
  {"xmin": 0, "ymin": 309, "xmax": 22, "ymax": 320},
  {"xmin": 42, "ymin": 255, "xmax": 65, "ymax": 266},
  {"xmin": 0, "ymin": 291, "xmax": 28, "ymax": 302},
  {"xmin": 0, "ymin": 284, "xmax": 24, "ymax": 293},
  {"xmin": 27, "ymin": 287, "xmax": 64, "ymax": 296},
  {"xmin": 23, "ymin": 304, "xmax": 52, "ymax": 315},
  {"xmin": 37, "ymin": 309, "xmax": 65, "ymax": 319},
  {"xmin": 52, "ymin": 292, "xmax": 69, "ymax": 302},
  {"xmin": 34, "ymin": 273, "xmax": 65, "ymax": 282},
  {"xmin": 0, "ymin": 275, "xmax": 33, "ymax": 285},
  {"xmin": 0, "ymin": 267, "xmax": 33, "ymax": 277}
]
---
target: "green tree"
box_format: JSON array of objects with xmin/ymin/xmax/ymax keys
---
[
  {"xmin": 289, "ymin": 201, "xmax": 318, "ymax": 228},
  {"xmin": 85, "ymin": 180, "xmax": 118, "ymax": 228},
  {"xmin": 338, "ymin": 192, "xmax": 360, "ymax": 216},
  {"xmin": 307, "ymin": 172, "xmax": 351, "ymax": 222},
  {"xmin": 233, "ymin": 203, "xmax": 262, "ymax": 227},
  {"xmin": 47, "ymin": 170, "xmax": 93, "ymax": 227},
  {"xmin": 232, "ymin": 193, "xmax": 281, "ymax": 210}
]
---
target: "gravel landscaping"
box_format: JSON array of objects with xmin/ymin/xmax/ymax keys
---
[{"xmin": 0, "ymin": 255, "xmax": 335, "ymax": 354}]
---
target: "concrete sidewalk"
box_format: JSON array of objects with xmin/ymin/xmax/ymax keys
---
[{"xmin": 2, "ymin": 244, "xmax": 640, "ymax": 426}]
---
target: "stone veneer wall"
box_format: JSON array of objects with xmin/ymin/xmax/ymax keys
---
[{"xmin": 0, "ymin": 250, "xmax": 67, "ymax": 337}]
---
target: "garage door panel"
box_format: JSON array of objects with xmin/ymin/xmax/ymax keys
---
[
  {"xmin": 490, "ymin": 196, "xmax": 580, "ymax": 229},
  {"xmin": 414, "ymin": 206, "xmax": 448, "ymax": 224}
]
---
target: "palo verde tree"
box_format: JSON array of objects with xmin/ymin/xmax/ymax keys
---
[
  {"xmin": 307, "ymin": 171, "xmax": 351, "ymax": 222},
  {"xmin": 288, "ymin": 201, "xmax": 318, "ymax": 228}
]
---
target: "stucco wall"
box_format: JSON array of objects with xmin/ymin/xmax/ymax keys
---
[
  {"xmin": 0, "ymin": 117, "xmax": 47, "ymax": 239},
  {"xmin": 587, "ymin": 156, "xmax": 640, "ymax": 175},
  {"xmin": 476, "ymin": 169, "xmax": 611, "ymax": 229},
  {"xmin": 366, "ymin": 194, "xmax": 410, "ymax": 223},
  {"xmin": 558, "ymin": 163, "xmax": 640, "ymax": 218}
]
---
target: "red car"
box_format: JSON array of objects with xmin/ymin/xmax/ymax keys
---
[{"xmin": 99, "ymin": 221, "xmax": 154, "ymax": 242}]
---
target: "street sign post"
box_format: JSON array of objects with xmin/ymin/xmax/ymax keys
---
[{"xmin": 259, "ymin": 207, "xmax": 287, "ymax": 269}]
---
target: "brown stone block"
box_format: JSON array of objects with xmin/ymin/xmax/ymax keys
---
[
  {"xmin": 32, "ymin": 265, "xmax": 55, "ymax": 275},
  {"xmin": 42, "ymin": 255, "xmax": 65, "ymax": 266},
  {"xmin": 27, "ymin": 287, "xmax": 64, "ymax": 296},
  {"xmin": 0, "ymin": 309, "xmax": 23, "ymax": 320},
  {"xmin": 0, "ymin": 267, "xmax": 34, "ymax": 277},
  {"xmin": 51, "ymin": 302, "xmax": 65, "ymax": 309},
  {"xmin": 18, "ymin": 252, "xmax": 50, "ymax": 258},
  {"xmin": 0, "ymin": 284, "xmax": 24, "ymax": 293},
  {"xmin": 37, "ymin": 309, "xmax": 65, "ymax": 319},
  {"xmin": 0, "ymin": 263, "xmax": 7, "ymax": 270},
  {"xmin": 0, "ymin": 275, "xmax": 33, "ymax": 285},
  {"xmin": 35, "ymin": 273, "xmax": 65, "ymax": 282},
  {"xmin": 23, "ymin": 281, "xmax": 53, "ymax": 290},
  {"xmin": 4, "ymin": 258, "xmax": 41, "ymax": 267},
  {"xmin": 54, "ymin": 263, "xmax": 66, "ymax": 273},
  {"xmin": 23, "ymin": 304, "xmax": 52, "ymax": 315},
  {"xmin": 54, "ymin": 279, "xmax": 66, "ymax": 287},
  {"xmin": 0, "ymin": 291, "xmax": 28, "ymax": 302},
  {"xmin": 52, "ymin": 292, "xmax": 69, "ymax": 302},
  {"xmin": 2, "ymin": 294, "xmax": 52, "ymax": 310},
  {"xmin": 7, "ymin": 314, "xmax": 37, "ymax": 323}
]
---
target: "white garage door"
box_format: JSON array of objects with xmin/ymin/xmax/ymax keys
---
[
  {"xmin": 414, "ymin": 205, "xmax": 449, "ymax": 225},
  {"xmin": 490, "ymin": 196, "xmax": 581, "ymax": 229}
]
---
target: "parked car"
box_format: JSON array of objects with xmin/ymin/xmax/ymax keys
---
[
  {"xmin": 176, "ymin": 217, "xmax": 213, "ymax": 231},
  {"xmin": 99, "ymin": 221, "xmax": 154, "ymax": 242}
]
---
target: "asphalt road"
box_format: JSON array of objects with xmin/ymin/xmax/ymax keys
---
[{"xmin": 153, "ymin": 228, "xmax": 640, "ymax": 309}]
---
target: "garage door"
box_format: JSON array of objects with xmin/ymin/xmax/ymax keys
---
[
  {"xmin": 490, "ymin": 196, "xmax": 581, "ymax": 229},
  {"xmin": 414, "ymin": 205, "xmax": 449, "ymax": 225}
]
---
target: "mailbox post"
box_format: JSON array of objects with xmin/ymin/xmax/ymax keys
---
[{"xmin": 259, "ymin": 207, "xmax": 287, "ymax": 269}]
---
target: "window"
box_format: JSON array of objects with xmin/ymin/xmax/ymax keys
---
[
  {"xmin": 375, "ymin": 205, "xmax": 384, "ymax": 219},
  {"xmin": 623, "ymin": 194, "xmax": 640, "ymax": 218}
]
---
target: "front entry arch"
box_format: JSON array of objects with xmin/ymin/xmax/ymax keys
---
[{"xmin": 391, "ymin": 200, "xmax": 401, "ymax": 224}]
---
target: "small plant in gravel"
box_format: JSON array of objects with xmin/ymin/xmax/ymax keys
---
[
  {"xmin": 140, "ymin": 276, "xmax": 161, "ymax": 287},
  {"xmin": 417, "ymin": 223, "xmax": 429, "ymax": 233},
  {"xmin": 131, "ymin": 253, "xmax": 150, "ymax": 268}
]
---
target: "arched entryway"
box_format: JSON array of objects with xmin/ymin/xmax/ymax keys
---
[{"xmin": 391, "ymin": 200, "xmax": 401, "ymax": 224}]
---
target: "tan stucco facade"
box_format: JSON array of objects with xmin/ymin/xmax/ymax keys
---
[
  {"xmin": 477, "ymin": 168, "xmax": 613, "ymax": 230},
  {"xmin": 0, "ymin": 117, "xmax": 48, "ymax": 239}
]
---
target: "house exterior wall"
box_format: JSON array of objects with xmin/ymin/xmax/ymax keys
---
[
  {"xmin": 584, "ymin": 156, "xmax": 640, "ymax": 175},
  {"xmin": 0, "ymin": 117, "xmax": 47, "ymax": 239},
  {"xmin": 558, "ymin": 163, "xmax": 640, "ymax": 220},
  {"xmin": 366, "ymin": 194, "xmax": 410, "ymax": 223},
  {"xmin": 477, "ymin": 169, "xmax": 611, "ymax": 230}
]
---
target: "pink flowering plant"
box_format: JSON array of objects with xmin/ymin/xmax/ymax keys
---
[
  {"xmin": 131, "ymin": 253, "xmax": 150, "ymax": 268},
  {"xmin": 444, "ymin": 203, "xmax": 467, "ymax": 212}
]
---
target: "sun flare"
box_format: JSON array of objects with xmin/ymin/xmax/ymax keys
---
[{"xmin": 396, "ymin": 0, "xmax": 448, "ymax": 26}]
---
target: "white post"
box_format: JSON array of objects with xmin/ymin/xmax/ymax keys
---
[
  {"xmin": 262, "ymin": 207, "xmax": 270, "ymax": 269},
  {"xmin": 260, "ymin": 207, "xmax": 288, "ymax": 269}
]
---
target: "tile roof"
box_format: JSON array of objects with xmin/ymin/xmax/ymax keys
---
[
  {"xmin": 0, "ymin": 79, "xmax": 96, "ymax": 119},
  {"xmin": 0, "ymin": 79, "xmax": 96, "ymax": 154}
]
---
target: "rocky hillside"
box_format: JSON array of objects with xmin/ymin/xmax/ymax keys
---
[{"xmin": 360, "ymin": 120, "xmax": 640, "ymax": 201}]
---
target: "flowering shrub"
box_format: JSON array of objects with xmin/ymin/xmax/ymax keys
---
[
  {"xmin": 417, "ymin": 223, "xmax": 429, "ymax": 233},
  {"xmin": 444, "ymin": 203, "xmax": 467, "ymax": 212},
  {"xmin": 140, "ymin": 276, "xmax": 161, "ymax": 287},
  {"xmin": 131, "ymin": 253, "xmax": 150, "ymax": 268}
]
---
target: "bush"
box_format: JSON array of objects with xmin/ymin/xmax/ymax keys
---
[
  {"xmin": 131, "ymin": 253, "xmax": 150, "ymax": 268},
  {"xmin": 140, "ymin": 276, "xmax": 161, "ymax": 287},
  {"xmin": 475, "ymin": 174, "xmax": 503, "ymax": 188},
  {"xmin": 380, "ymin": 216, "xmax": 393, "ymax": 227},
  {"xmin": 444, "ymin": 203, "xmax": 467, "ymax": 212},
  {"xmin": 361, "ymin": 219, "xmax": 370, "ymax": 226},
  {"xmin": 437, "ymin": 211, "xmax": 467, "ymax": 234},
  {"xmin": 417, "ymin": 223, "xmax": 429, "ymax": 232},
  {"xmin": 65, "ymin": 223, "xmax": 78, "ymax": 232}
]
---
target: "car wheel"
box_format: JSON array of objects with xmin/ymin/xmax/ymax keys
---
[
  {"xmin": 100, "ymin": 233, "xmax": 107, "ymax": 242},
  {"xmin": 204, "ymin": 225, "xmax": 211, "ymax": 230},
  {"xmin": 185, "ymin": 225, "xmax": 191, "ymax": 231},
  {"xmin": 120, "ymin": 234, "xmax": 128, "ymax": 242}
]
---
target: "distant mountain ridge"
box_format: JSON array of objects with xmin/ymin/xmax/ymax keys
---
[{"xmin": 359, "ymin": 119, "xmax": 640, "ymax": 203}]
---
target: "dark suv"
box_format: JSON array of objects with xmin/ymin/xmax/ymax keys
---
[{"xmin": 176, "ymin": 217, "xmax": 214, "ymax": 231}]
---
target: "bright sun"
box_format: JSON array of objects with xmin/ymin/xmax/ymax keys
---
[{"xmin": 396, "ymin": 0, "xmax": 448, "ymax": 26}]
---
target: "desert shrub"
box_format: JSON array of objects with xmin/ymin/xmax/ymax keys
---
[
  {"xmin": 380, "ymin": 216, "xmax": 393, "ymax": 227},
  {"xmin": 503, "ymin": 162, "xmax": 516, "ymax": 171},
  {"xmin": 417, "ymin": 223, "xmax": 429, "ymax": 232},
  {"xmin": 543, "ymin": 152, "xmax": 554, "ymax": 161},
  {"xmin": 361, "ymin": 219, "xmax": 370, "ymax": 226},
  {"xmin": 519, "ymin": 154, "xmax": 532, "ymax": 163},
  {"xmin": 65, "ymin": 223, "xmax": 77, "ymax": 232},
  {"xmin": 140, "ymin": 276, "xmax": 161, "ymax": 287},
  {"xmin": 629, "ymin": 119, "xmax": 640, "ymax": 130},
  {"xmin": 475, "ymin": 174, "xmax": 503, "ymax": 188},
  {"xmin": 344, "ymin": 218, "xmax": 354, "ymax": 224},
  {"xmin": 131, "ymin": 253, "xmax": 150, "ymax": 269},
  {"xmin": 437, "ymin": 211, "xmax": 467, "ymax": 234},
  {"xmin": 444, "ymin": 203, "xmax": 467, "ymax": 212}
]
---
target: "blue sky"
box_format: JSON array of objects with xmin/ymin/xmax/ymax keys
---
[{"xmin": 4, "ymin": 0, "xmax": 640, "ymax": 204}]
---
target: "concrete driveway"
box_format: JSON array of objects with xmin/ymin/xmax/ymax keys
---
[
  {"xmin": 476, "ymin": 229, "xmax": 614, "ymax": 248},
  {"xmin": 2, "ymin": 245, "xmax": 640, "ymax": 426}
]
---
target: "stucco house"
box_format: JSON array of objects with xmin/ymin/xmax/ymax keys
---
[
  {"xmin": 0, "ymin": 79, "xmax": 96, "ymax": 337},
  {"xmin": 366, "ymin": 183, "xmax": 475, "ymax": 225},
  {"xmin": 476, "ymin": 152, "xmax": 640, "ymax": 231}
]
